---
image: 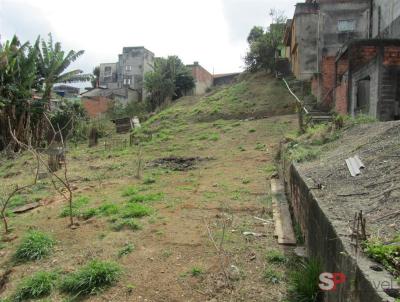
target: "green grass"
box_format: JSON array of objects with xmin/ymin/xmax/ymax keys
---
[
  {"xmin": 263, "ymin": 268, "xmax": 282, "ymax": 284},
  {"xmin": 111, "ymin": 218, "xmax": 142, "ymax": 232},
  {"xmin": 97, "ymin": 203, "xmax": 120, "ymax": 216},
  {"xmin": 60, "ymin": 260, "xmax": 121, "ymax": 297},
  {"xmin": 288, "ymin": 258, "xmax": 322, "ymax": 302},
  {"xmin": 80, "ymin": 208, "xmax": 97, "ymax": 220},
  {"xmin": 9, "ymin": 195, "xmax": 27, "ymax": 209},
  {"xmin": 120, "ymin": 204, "xmax": 152, "ymax": 218},
  {"xmin": 363, "ymin": 236, "xmax": 400, "ymax": 275},
  {"xmin": 190, "ymin": 267, "xmax": 203, "ymax": 277},
  {"xmin": 59, "ymin": 196, "xmax": 90, "ymax": 218},
  {"xmin": 255, "ymin": 143, "xmax": 266, "ymax": 151},
  {"xmin": 294, "ymin": 222, "xmax": 305, "ymax": 245},
  {"xmin": 128, "ymin": 192, "xmax": 163, "ymax": 203},
  {"xmin": 12, "ymin": 271, "xmax": 57, "ymax": 301},
  {"xmin": 266, "ymin": 250, "xmax": 287, "ymax": 264},
  {"xmin": 143, "ymin": 176, "xmax": 156, "ymax": 185},
  {"xmin": 121, "ymin": 186, "xmax": 139, "ymax": 197},
  {"xmin": 14, "ymin": 230, "xmax": 55, "ymax": 262},
  {"xmin": 117, "ymin": 243, "xmax": 135, "ymax": 258},
  {"xmin": 287, "ymin": 145, "xmax": 321, "ymax": 163}
]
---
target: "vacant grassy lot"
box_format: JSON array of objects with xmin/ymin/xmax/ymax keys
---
[{"xmin": 0, "ymin": 73, "xmax": 298, "ymax": 301}]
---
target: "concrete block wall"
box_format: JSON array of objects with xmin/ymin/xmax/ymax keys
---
[{"xmin": 372, "ymin": 0, "xmax": 400, "ymax": 38}]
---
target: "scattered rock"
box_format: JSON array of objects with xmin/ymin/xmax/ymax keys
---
[
  {"xmin": 0, "ymin": 268, "xmax": 12, "ymax": 291},
  {"xmin": 384, "ymin": 288, "xmax": 400, "ymax": 298},
  {"xmin": 2, "ymin": 234, "xmax": 17, "ymax": 242},
  {"xmin": 3, "ymin": 171, "xmax": 20, "ymax": 178},
  {"xmin": 242, "ymin": 231, "xmax": 265, "ymax": 237},
  {"xmin": 229, "ymin": 265, "xmax": 241, "ymax": 281},
  {"xmin": 13, "ymin": 202, "xmax": 41, "ymax": 214},
  {"xmin": 294, "ymin": 246, "xmax": 308, "ymax": 258},
  {"xmin": 369, "ymin": 265, "xmax": 383, "ymax": 272},
  {"xmin": 37, "ymin": 172, "xmax": 48, "ymax": 180}
]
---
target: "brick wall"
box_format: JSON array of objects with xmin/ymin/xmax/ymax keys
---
[
  {"xmin": 82, "ymin": 97, "xmax": 111, "ymax": 118},
  {"xmin": 311, "ymin": 76, "xmax": 318, "ymax": 97},
  {"xmin": 188, "ymin": 64, "xmax": 213, "ymax": 95},
  {"xmin": 334, "ymin": 75, "xmax": 348, "ymax": 115},
  {"xmin": 383, "ymin": 46, "xmax": 400, "ymax": 66},
  {"xmin": 321, "ymin": 56, "xmax": 336, "ymax": 107},
  {"xmin": 351, "ymin": 46, "xmax": 378, "ymax": 71}
]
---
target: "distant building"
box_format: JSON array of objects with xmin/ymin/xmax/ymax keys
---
[
  {"xmin": 53, "ymin": 85, "xmax": 80, "ymax": 98},
  {"xmin": 213, "ymin": 73, "xmax": 240, "ymax": 86},
  {"xmin": 371, "ymin": 0, "xmax": 400, "ymax": 38},
  {"xmin": 99, "ymin": 46, "xmax": 155, "ymax": 101},
  {"xmin": 186, "ymin": 62, "xmax": 213, "ymax": 95},
  {"xmin": 284, "ymin": 0, "xmax": 400, "ymax": 121}
]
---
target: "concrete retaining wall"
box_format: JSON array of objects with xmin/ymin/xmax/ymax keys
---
[{"xmin": 280, "ymin": 152, "xmax": 396, "ymax": 302}]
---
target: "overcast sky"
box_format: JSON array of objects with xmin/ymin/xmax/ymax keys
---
[{"xmin": 0, "ymin": 0, "xmax": 296, "ymax": 77}]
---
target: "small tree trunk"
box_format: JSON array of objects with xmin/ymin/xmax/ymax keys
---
[
  {"xmin": 88, "ymin": 128, "xmax": 98, "ymax": 147},
  {"xmin": 48, "ymin": 153, "xmax": 61, "ymax": 172},
  {"xmin": 68, "ymin": 191, "xmax": 74, "ymax": 226},
  {"xmin": 1, "ymin": 210, "xmax": 9, "ymax": 234},
  {"xmin": 297, "ymin": 103, "xmax": 305, "ymax": 134}
]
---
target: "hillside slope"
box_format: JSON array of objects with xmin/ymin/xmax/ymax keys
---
[
  {"xmin": 0, "ymin": 73, "xmax": 298, "ymax": 302},
  {"xmin": 148, "ymin": 71, "xmax": 295, "ymax": 123}
]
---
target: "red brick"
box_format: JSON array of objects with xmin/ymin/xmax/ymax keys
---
[{"xmin": 82, "ymin": 97, "xmax": 111, "ymax": 118}]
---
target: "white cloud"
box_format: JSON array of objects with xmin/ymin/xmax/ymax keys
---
[{"xmin": 0, "ymin": 0, "xmax": 297, "ymax": 76}]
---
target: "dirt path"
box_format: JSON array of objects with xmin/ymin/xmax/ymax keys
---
[{"xmin": 0, "ymin": 115, "xmax": 297, "ymax": 302}]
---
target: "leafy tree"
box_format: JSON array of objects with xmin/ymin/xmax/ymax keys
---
[
  {"xmin": 245, "ymin": 10, "xmax": 287, "ymax": 72},
  {"xmin": 36, "ymin": 33, "xmax": 91, "ymax": 104},
  {"xmin": 144, "ymin": 56, "xmax": 194, "ymax": 111},
  {"xmin": 91, "ymin": 65, "xmax": 100, "ymax": 88},
  {"xmin": 247, "ymin": 26, "xmax": 264, "ymax": 44},
  {"xmin": 0, "ymin": 33, "xmax": 90, "ymax": 151},
  {"xmin": 49, "ymin": 100, "xmax": 88, "ymax": 139},
  {"xmin": 0, "ymin": 35, "xmax": 42, "ymax": 150}
]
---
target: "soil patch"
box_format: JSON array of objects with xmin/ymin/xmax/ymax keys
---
[
  {"xmin": 149, "ymin": 156, "xmax": 213, "ymax": 171},
  {"xmin": 296, "ymin": 121, "xmax": 400, "ymax": 240}
]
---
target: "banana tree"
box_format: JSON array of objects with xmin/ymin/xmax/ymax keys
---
[
  {"xmin": 0, "ymin": 35, "xmax": 39, "ymax": 150},
  {"xmin": 36, "ymin": 34, "xmax": 92, "ymax": 104}
]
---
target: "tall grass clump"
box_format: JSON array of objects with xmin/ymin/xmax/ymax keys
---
[
  {"xmin": 59, "ymin": 196, "xmax": 90, "ymax": 218},
  {"xmin": 288, "ymin": 258, "xmax": 322, "ymax": 302},
  {"xmin": 60, "ymin": 260, "xmax": 121, "ymax": 297},
  {"xmin": 121, "ymin": 204, "xmax": 152, "ymax": 218},
  {"xmin": 12, "ymin": 271, "xmax": 57, "ymax": 301},
  {"xmin": 14, "ymin": 230, "xmax": 55, "ymax": 262}
]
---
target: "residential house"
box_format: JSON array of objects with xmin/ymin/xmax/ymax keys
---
[
  {"xmin": 53, "ymin": 85, "xmax": 80, "ymax": 98},
  {"xmin": 333, "ymin": 0, "xmax": 400, "ymax": 120},
  {"xmin": 284, "ymin": 0, "xmax": 370, "ymax": 107},
  {"xmin": 335, "ymin": 39, "xmax": 400, "ymax": 120},
  {"xmin": 186, "ymin": 62, "xmax": 213, "ymax": 95},
  {"xmin": 98, "ymin": 46, "xmax": 155, "ymax": 101},
  {"xmin": 371, "ymin": 0, "xmax": 400, "ymax": 38},
  {"xmin": 213, "ymin": 73, "xmax": 240, "ymax": 86},
  {"xmin": 284, "ymin": 0, "xmax": 400, "ymax": 121}
]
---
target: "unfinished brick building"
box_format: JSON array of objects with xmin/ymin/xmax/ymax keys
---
[
  {"xmin": 285, "ymin": 0, "xmax": 400, "ymax": 121},
  {"xmin": 335, "ymin": 40, "xmax": 400, "ymax": 120}
]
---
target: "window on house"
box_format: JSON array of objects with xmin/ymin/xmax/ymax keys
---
[
  {"xmin": 123, "ymin": 78, "xmax": 132, "ymax": 85},
  {"xmin": 338, "ymin": 20, "xmax": 356, "ymax": 32},
  {"xmin": 125, "ymin": 65, "xmax": 132, "ymax": 71},
  {"xmin": 104, "ymin": 66, "xmax": 112, "ymax": 75}
]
